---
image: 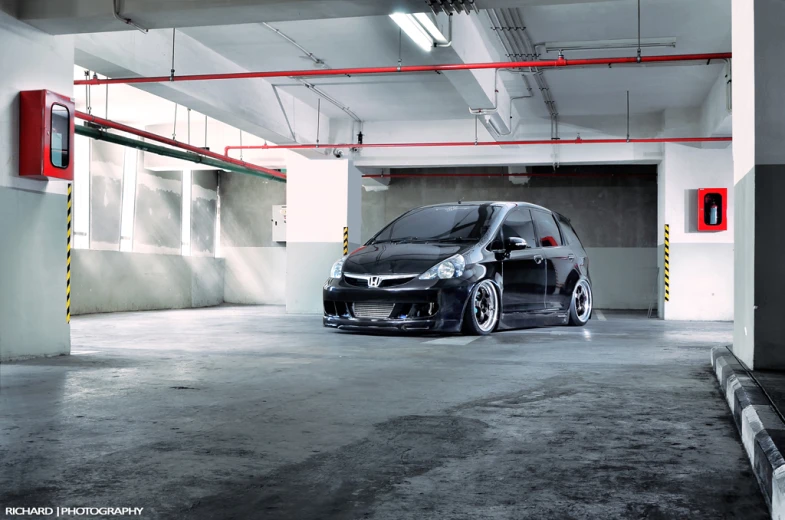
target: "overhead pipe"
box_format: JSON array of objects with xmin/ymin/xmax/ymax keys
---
[
  {"xmin": 363, "ymin": 171, "xmax": 656, "ymax": 179},
  {"xmin": 76, "ymin": 125, "xmax": 285, "ymax": 182},
  {"xmin": 74, "ymin": 52, "xmax": 733, "ymax": 86},
  {"xmin": 225, "ymin": 136, "xmax": 731, "ymax": 155},
  {"xmin": 75, "ymin": 111, "xmax": 286, "ymax": 181}
]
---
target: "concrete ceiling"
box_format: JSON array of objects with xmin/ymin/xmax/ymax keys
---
[
  {"xmin": 173, "ymin": 0, "xmax": 731, "ymax": 121},
  {"xmin": 180, "ymin": 17, "xmax": 472, "ymax": 122},
  {"xmin": 18, "ymin": 0, "xmax": 630, "ymax": 34},
  {"xmin": 65, "ymin": 0, "xmax": 732, "ymax": 150}
]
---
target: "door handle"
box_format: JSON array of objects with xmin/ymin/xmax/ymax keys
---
[
  {"xmin": 567, "ymin": 254, "xmax": 575, "ymax": 261},
  {"xmin": 534, "ymin": 255, "xmax": 544, "ymax": 264}
]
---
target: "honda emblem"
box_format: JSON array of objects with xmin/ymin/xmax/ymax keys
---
[{"xmin": 368, "ymin": 276, "xmax": 381, "ymax": 288}]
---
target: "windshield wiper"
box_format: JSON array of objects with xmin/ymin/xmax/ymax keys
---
[{"xmin": 432, "ymin": 237, "xmax": 477, "ymax": 243}]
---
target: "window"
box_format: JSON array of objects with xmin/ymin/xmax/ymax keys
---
[
  {"xmin": 371, "ymin": 204, "xmax": 500, "ymax": 244},
  {"xmin": 181, "ymin": 170, "xmax": 192, "ymax": 256},
  {"xmin": 532, "ymin": 210, "xmax": 563, "ymax": 248},
  {"xmin": 119, "ymin": 148, "xmax": 138, "ymax": 252},
  {"xmin": 73, "ymin": 134, "xmax": 90, "ymax": 249},
  {"xmin": 50, "ymin": 104, "xmax": 70, "ymax": 169},
  {"xmin": 501, "ymin": 208, "xmax": 536, "ymax": 246},
  {"xmin": 557, "ymin": 215, "xmax": 583, "ymax": 247}
]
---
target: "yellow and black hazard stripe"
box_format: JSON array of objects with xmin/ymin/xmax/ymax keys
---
[
  {"xmin": 664, "ymin": 224, "xmax": 670, "ymax": 302},
  {"xmin": 67, "ymin": 183, "xmax": 72, "ymax": 323},
  {"xmin": 343, "ymin": 227, "xmax": 349, "ymax": 256}
]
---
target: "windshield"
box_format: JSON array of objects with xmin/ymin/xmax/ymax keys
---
[{"xmin": 370, "ymin": 204, "xmax": 501, "ymax": 244}]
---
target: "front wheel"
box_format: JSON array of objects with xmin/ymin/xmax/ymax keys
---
[
  {"xmin": 568, "ymin": 279, "xmax": 592, "ymax": 326},
  {"xmin": 463, "ymin": 280, "xmax": 500, "ymax": 335}
]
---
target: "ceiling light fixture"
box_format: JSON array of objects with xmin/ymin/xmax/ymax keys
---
[
  {"xmin": 413, "ymin": 13, "xmax": 449, "ymax": 45},
  {"xmin": 390, "ymin": 13, "xmax": 438, "ymax": 52},
  {"xmin": 541, "ymin": 37, "xmax": 677, "ymax": 54}
]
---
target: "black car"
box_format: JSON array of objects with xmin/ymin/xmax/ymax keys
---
[{"xmin": 323, "ymin": 202, "xmax": 592, "ymax": 335}]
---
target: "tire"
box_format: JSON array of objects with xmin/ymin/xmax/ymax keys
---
[
  {"xmin": 463, "ymin": 280, "xmax": 500, "ymax": 335},
  {"xmin": 568, "ymin": 278, "xmax": 592, "ymax": 326}
]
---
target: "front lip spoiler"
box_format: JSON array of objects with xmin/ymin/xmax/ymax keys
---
[{"xmin": 323, "ymin": 315, "xmax": 462, "ymax": 333}]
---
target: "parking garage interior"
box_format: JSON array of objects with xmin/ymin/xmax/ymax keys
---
[{"xmin": 1, "ymin": 0, "xmax": 784, "ymax": 518}]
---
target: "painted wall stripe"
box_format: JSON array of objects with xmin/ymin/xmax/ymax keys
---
[
  {"xmin": 343, "ymin": 226, "xmax": 349, "ymax": 256},
  {"xmin": 664, "ymin": 224, "xmax": 670, "ymax": 302},
  {"xmin": 67, "ymin": 183, "xmax": 72, "ymax": 324}
]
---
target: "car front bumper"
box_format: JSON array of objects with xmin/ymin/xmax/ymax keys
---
[{"xmin": 322, "ymin": 277, "xmax": 472, "ymax": 333}]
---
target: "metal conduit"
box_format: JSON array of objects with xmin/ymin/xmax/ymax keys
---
[
  {"xmin": 74, "ymin": 53, "xmax": 733, "ymax": 86},
  {"xmin": 75, "ymin": 111, "xmax": 286, "ymax": 181},
  {"xmin": 225, "ymin": 136, "xmax": 731, "ymax": 155}
]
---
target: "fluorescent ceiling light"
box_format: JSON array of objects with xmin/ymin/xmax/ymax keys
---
[
  {"xmin": 542, "ymin": 38, "xmax": 677, "ymax": 53},
  {"xmin": 390, "ymin": 13, "xmax": 433, "ymax": 52},
  {"xmin": 413, "ymin": 13, "xmax": 448, "ymax": 45}
]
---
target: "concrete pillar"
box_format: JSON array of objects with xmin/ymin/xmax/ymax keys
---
[
  {"xmin": 0, "ymin": 11, "xmax": 73, "ymax": 361},
  {"xmin": 732, "ymin": 0, "xmax": 785, "ymax": 368},
  {"xmin": 657, "ymin": 143, "xmax": 734, "ymax": 321},
  {"xmin": 285, "ymin": 155, "xmax": 361, "ymax": 314}
]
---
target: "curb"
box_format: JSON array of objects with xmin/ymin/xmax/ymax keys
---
[{"xmin": 711, "ymin": 346, "xmax": 785, "ymax": 519}]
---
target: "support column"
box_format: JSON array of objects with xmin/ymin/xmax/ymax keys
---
[
  {"xmin": 732, "ymin": 0, "xmax": 785, "ymax": 368},
  {"xmin": 0, "ymin": 11, "xmax": 73, "ymax": 361},
  {"xmin": 285, "ymin": 155, "xmax": 361, "ymax": 314}
]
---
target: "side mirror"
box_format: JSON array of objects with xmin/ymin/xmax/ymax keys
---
[{"xmin": 506, "ymin": 237, "xmax": 528, "ymax": 250}]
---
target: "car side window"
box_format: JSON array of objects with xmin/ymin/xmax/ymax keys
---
[
  {"xmin": 532, "ymin": 210, "xmax": 563, "ymax": 248},
  {"xmin": 557, "ymin": 215, "xmax": 582, "ymax": 247},
  {"xmin": 501, "ymin": 208, "xmax": 537, "ymax": 247}
]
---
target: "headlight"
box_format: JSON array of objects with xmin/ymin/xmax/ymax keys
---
[
  {"xmin": 419, "ymin": 254, "xmax": 466, "ymax": 280},
  {"xmin": 329, "ymin": 257, "xmax": 345, "ymax": 279}
]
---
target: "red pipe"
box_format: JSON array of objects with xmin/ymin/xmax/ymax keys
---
[
  {"xmin": 363, "ymin": 172, "xmax": 656, "ymax": 179},
  {"xmin": 75, "ymin": 111, "xmax": 285, "ymax": 180},
  {"xmin": 225, "ymin": 136, "xmax": 731, "ymax": 155},
  {"xmin": 75, "ymin": 53, "xmax": 732, "ymax": 86}
]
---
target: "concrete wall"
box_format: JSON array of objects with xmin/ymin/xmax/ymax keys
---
[
  {"xmin": 73, "ymin": 140, "xmax": 225, "ymax": 313},
  {"xmin": 0, "ymin": 10, "xmax": 73, "ymax": 361},
  {"xmin": 361, "ymin": 167, "xmax": 658, "ymax": 310},
  {"xmin": 220, "ymin": 171, "xmax": 286, "ymax": 305},
  {"xmin": 657, "ymin": 144, "xmax": 734, "ymax": 321},
  {"xmin": 70, "ymin": 250, "xmax": 223, "ymax": 315}
]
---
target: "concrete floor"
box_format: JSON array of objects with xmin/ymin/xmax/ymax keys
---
[{"xmin": 0, "ymin": 306, "xmax": 767, "ymax": 519}]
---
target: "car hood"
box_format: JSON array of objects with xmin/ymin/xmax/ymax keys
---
[{"xmin": 343, "ymin": 242, "xmax": 469, "ymax": 275}]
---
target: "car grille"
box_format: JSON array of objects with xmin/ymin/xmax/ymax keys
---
[
  {"xmin": 344, "ymin": 274, "xmax": 416, "ymax": 288},
  {"xmin": 352, "ymin": 302, "xmax": 395, "ymax": 319}
]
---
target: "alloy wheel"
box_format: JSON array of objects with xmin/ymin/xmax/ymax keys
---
[
  {"xmin": 474, "ymin": 280, "xmax": 499, "ymax": 333},
  {"xmin": 573, "ymin": 279, "xmax": 592, "ymax": 323}
]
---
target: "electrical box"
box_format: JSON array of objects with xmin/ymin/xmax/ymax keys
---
[
  {"xmin": 19, "ymin": 90, "xmax": 75, "ymax": 181},
  {"xmin": 272, "ymin": 205, "xmax": 286, "ymax": 242},
  {"xmin": 697, "ymin": 188, "xmax": 728, "ymax": 231}
]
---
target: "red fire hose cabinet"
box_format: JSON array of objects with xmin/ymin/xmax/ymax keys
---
[
  {"xmin": 697, "ymin": 188, "xmax": 728, "ymax": 232},
  {"xmin": 19, "ymin": 90, "xmax": 75, "ymax": 181}
]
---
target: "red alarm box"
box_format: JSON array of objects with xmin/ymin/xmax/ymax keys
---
[
  {"xmin": 19, "ymin": 90, "xmax": 75, "ymax": 181},
  {"xmin": 697, "ymin": 188, "xmax": 728, "ymax": 231}
]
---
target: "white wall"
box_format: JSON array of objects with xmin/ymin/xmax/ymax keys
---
[
  {"xmin": 658, "ymin": 143, "xmax": 734, "ymax": 321},
  {"xmin": 70, "ymin": 250, "xmax": 224, "ymax": 315},
  {"xmin": 0, "ymin": 11, "xmax": 74, "ymax": 361},
  {"xmin": 223, "ymin": 247, "xmax": 286, "ymax": 305}
]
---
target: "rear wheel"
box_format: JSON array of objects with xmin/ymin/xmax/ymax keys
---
[
  {"xmin": 568, "ymin": 279, "xmax": 592, "ymax": 326},
  {"xmin": 463, "ymin": 280, "xmax": 499, "ymax": 335}
]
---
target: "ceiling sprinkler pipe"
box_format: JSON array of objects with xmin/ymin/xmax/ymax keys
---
[
  {"xmin": 75, "ymin": 111, "xmax": 285, "ymax": 180},
  {"xmin": 225, "ymin": 136, "xmax": 731, "ymax": 154},
  {"xmin": 74, "ymin": 52, "xmax": 733, "ymax": 86}
]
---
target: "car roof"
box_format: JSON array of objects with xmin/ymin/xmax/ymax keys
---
[{"xmin": 422, "ymin": 201, "xmax": 552, "ymax": 213}]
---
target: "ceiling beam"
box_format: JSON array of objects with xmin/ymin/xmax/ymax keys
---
[{"xmin": 20, "ymin": 0, "xmax": 632, "ymax": 35}]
